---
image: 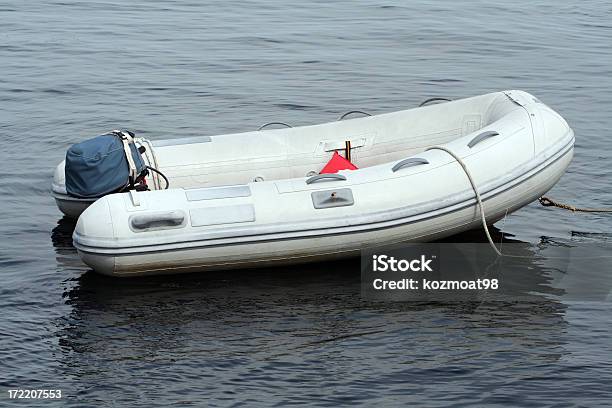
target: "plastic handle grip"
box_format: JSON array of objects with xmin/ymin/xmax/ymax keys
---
[
  {"xmin": 131, "ymin": 211, "xmax": 185, "ymax": 230},
  {"xmin": 468, "ymin": 131, "xmax": 499, "ymax": 148},
  {"xmin": 392, "ymin": 157, "xmax": 429, "ymax": 172},
  {"xmin": 306, "ymin": 174, "xmax": 347, "ymax": 184}
]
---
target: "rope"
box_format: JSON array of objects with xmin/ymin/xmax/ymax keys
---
[
  {"xmin": 424, "ymin": 146, "xmax": 612, "ymax": 264},
  {"xmin": 539, "ymin": 196, "xmax": 612, "ymax": 213},
  {"xmin": 427, "ymin": 146, "xmax": 502, "ymax": 256},
  {"xmin": 427, "ymin": 146, "xmax": 612, "ymax": 259}
]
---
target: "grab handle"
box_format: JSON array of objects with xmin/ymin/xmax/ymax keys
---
[
  {"xmin": 258, "ymin": 122, "xmax": 293, "ymax": 131},
  {"xmin": 337, "ymin": 110, "xmax": 372, "ymax": 120},
  {"xmin": 130, "ymin": 211, "xmax": 185, "ymax": 230},
  {"xmin": 468, "ymin": 131, "xmax": 499, "ymax": 148},
  {"xmin": 392, "ymin": 157, "xmax": 429, "ymax": 172},
  {"xmin": 306, "ymin": 174, "xmax": 347, "ymax": 184},
  {"xmin": 419, "ymin": 97, "xmax": 451, "ymax": 107}
]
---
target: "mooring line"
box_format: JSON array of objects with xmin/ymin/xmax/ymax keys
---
[
  {"xmin": 427, "ymin": 146, "xmax": 503, "ymax": 256},
  {"xmin": 539, "ymin": 196, "xmax": 612, "ymax": 213},
  {"xmin": 427, "ymin": 146, "xmax": 610, "ymax": 259}
]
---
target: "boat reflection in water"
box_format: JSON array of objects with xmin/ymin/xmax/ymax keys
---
[{"xmin": 50, "ymin": 216, "xmax": 574, "ymax": 404}]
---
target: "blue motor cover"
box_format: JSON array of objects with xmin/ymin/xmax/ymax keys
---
[{"xmin": 65, "ymin": 132, "xmax": 146, "ymax": 198}]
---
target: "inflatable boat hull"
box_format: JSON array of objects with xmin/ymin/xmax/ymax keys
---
[
  {"xmin": 75, "ymin": 144, "xmax": 573, "ymax": 276},
  {"xmin": 66, "ymin": 90, "xmax": 574, "ymax": 276}
]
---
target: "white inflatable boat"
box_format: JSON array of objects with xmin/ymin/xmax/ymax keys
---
[{"xmin": 53, "ymin": 90, "xmax": 574, "ymax": 276}]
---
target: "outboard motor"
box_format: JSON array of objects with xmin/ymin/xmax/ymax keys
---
[{"xmin": 65, "ymin": 130, "xmax": 150, "ymax": 199}]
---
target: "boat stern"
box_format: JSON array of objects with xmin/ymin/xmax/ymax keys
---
[{"xmin": 51, "ymin": 160, "xmax": 95, "ymax": 218}]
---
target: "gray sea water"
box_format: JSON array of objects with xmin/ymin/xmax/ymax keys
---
[{"xmin": 1, "ymin": 0, "xmax": 612, "ymax": 406}]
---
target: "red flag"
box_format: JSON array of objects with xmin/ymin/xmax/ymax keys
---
[{"xmin": 320, "ymin": 151, "xmax": 358, "ymax": 174}]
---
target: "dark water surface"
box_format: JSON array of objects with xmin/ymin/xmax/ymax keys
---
[{"xmin": 1, "ymin": 1, "xmax": 612, "ymax": 406}]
